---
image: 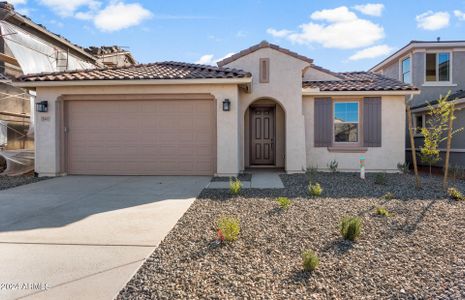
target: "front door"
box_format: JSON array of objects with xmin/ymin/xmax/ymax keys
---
[{"xmin": 250, "ymin": 106, "xmax": 275, "ymax": 165}]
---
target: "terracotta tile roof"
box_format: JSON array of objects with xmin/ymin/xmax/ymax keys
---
[
  {"xmin": 303, "ymin": 72, "xmax": 418, "ymax": 92},
  {"xmin": 16, "ymin": 61, "xmax": 252, "ymax": 82},
  {"xmin": 217, "ymin": 41, "xmax": 313, "ymax": 67}
]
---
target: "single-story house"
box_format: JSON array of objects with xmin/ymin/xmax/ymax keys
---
[{"xmin": 14, "ymin": 41, "xmax": 419, "ymax": 177}]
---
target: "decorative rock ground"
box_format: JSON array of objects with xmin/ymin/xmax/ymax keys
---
[{"xmin": 118, "ymin": 173, "xmax": 465, "ymax": 299}]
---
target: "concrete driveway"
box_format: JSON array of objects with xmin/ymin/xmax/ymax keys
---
[{"xmin": 0, "ymin": 176, "xmax": 210, "ymax": 300}]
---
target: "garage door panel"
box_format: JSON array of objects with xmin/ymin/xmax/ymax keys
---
[{"xmin": 66, "ymin": 99, "xmax": 216, "ymax": 175}]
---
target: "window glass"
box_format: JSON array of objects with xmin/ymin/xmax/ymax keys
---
[
  {"xmin": 438, "ymin": 53, "xmax": 450, "ymax": 81},
  {"xmin": 334, "ymin": 102, "xmax": 359, "ymax": 143},
  {"xmin": 426, "ymin": 53, "xmax": 436, "ymax": 81},
  {"xmin": 402, "ymin": 57, "xmax": 411, "ymax": 83},
  {"xmin": 414, "ymin": 115, "xmax": 424, "ymax": 134}
]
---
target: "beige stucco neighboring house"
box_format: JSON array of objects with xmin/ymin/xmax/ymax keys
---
[{"xmin": 14, "ymin": 41, "xmax": 419, "ymax": 177}]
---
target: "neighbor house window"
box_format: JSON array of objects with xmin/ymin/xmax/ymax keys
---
[
  {"xmin": 401, "ymin": 57, "xmax": 411, "ymax": 83},
  {"xmin": 413, "ymin": 114, "xmax": 425, "ymax": 135},
  {"xmin": 426, "ymin": 52, "xmax": 450, "ymax": 82},
  {"xmin": 334, "ymin": 102, "xmax": 359, "ymax": 143}
]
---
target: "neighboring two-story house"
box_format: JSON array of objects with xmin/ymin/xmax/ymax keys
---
[{"xmin": 370, "ymin": 40, "xmax": 465, "ymax": 169}]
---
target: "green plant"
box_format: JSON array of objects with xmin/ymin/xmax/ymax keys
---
[
  {"xmin": 327, "ymin": 159, "xmax": 338, "ymax": 173},
  {"xmin": 397, "ymin": 162, "xmax": 410, "ymax": 174},
  {"xmin": 375, "ymin": 207, "xmax": 390, "ymax": 217},
  {"xmin": 229, "ymin": 177, "xmax": 242, "ymax": 195},
  {"xmin": 374, "ymin": 173, "xmax": 387, "ymax": 185},
  {"xmin": 302, "ymin": 250, "xmax": 319, "ymax": 272},
  {"xmin": 308, "ymin": 182, "xmax": 323, "ymax": 197},
  {"xmin": 217, "ymin": 217, "xmax": 240, "ymax": 241},
  {"xmin": 276, "ymin": 197, "xmax": 292, "ymax": 210},
  {"xmin": 340, "ymin": 216, "xmax": 362, "ymax": 241},
  {"xmin": 382, "ymin": 192, "xmax": 395, "ymax": 200},
  {"xmin": 306, "ymin": 165, "xmax": 318, "ymax": 179},
  {"xmin": 447, "ymin": 187, "xmax": 465, "ymax": 201},
  {"xmin": 419, "ymin": 94, "xmax": 463, "ymax": 177}
]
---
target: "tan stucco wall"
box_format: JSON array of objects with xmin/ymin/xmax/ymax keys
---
[
  {"xmin": 33, "ymin": 84, "xmax": 240, "ymax": 176},
  {"xmin": 224, "ymin": 47, "xmax": 310, "ymax": 173},
  {"xmin": 303, "ymin": 95, "xmax": 406, "ymax": 171}
]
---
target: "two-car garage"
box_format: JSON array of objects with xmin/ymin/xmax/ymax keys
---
[{"xmin": 63, "ymin": 94, "xmax": 217, "ymax": 175}]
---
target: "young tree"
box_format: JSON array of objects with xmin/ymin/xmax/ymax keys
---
[
  {"xmin": 406, "ymin": 101, "xmax": 421, "ymax": 188},
  {"xmin": 419, "ymin": 93, "xmax": 463, "ymax": 178}
]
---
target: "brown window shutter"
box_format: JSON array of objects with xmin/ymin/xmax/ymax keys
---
[
  {"xmin": 363, "ymin": 97, "xmax": 382, "ymax": 147},
  {"xmin": 314, "ymin": 98, "xmax": 333, "ymax": 147}
]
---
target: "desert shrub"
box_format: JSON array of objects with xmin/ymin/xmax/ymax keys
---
[
  {"xmin": 306, "ymin": 165, "xmax": 318, "ymax": 179},
  {"xmin": 397, "ymin": 162, "xmax": 410, "ymax": 174},
  {"xmin": 327, "ymin": 159, "xmax": 338, "ymax": 173},
  {"xmin": 217, "ymin": 217, "xmax": 240, "ymax": 242},
  {"xmin": 448, "ymin": 187, "xmax": 465, "ymax": 201},
  {"xmin": 340, "ymin": 216, "xmax": 362, "ymax": 241},
  {"xmin": 308, "ymin": 182, "xmax": 323, "ymax": 197},
  {"xmin": 302, "ymin": 250, "xmax": 319, "ymax": 272},
  {"xmin": 375, "ymin": 207, "xmax": 390, "ymax": 217},
  {"xmin": 374, "ymin": 173, "xmax": 387, "ymax": 185},
  {"xmin": 382, "ymin": 192, "xmax": 395, "ymax": 200},
  {"xmin": 229, "ymin": 178, "xmax": 242, "ymax": 195},
  {"xmin": 276, "ymin": 197, "xmax": 292, "ymax": 210}
]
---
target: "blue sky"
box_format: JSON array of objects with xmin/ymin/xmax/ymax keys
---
[{"xmin": 10, "ymin": 0, "xmax": 465, "ymax": 71}]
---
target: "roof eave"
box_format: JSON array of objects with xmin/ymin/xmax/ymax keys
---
[
  {"xmin": 13, "ymin": 77, "xmax": 253, "ymax": 88},
  {"xmin": 370, "ymin": 41, "xmax": 465, "ymax": 72},
  {"xmin": 302, "ymin": 89, "xmax": 421, "ymax": 96}
]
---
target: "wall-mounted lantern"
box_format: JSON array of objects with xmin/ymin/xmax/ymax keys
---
[
  {"xmin": 36, "ymin": 101, "xmax": 48, "ymax": 113},
  {"xmin": 222, "ymin": 99, "xmax": 231, "ymax": 111}
]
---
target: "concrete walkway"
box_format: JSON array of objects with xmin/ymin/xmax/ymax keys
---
[
  {"xmin": 207, "ymin": 170, "xmax": 284, "ymax": 189},
  {"xmin": 0, "ymin": 176, "xmax": 210, "ymax": 300}
]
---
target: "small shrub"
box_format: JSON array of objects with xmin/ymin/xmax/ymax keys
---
[
  {"xmin": 382, "ymin": 192, "xmax": 395, "ymax": 200},
  {"xmin": 375, "ymin": 207, "xmax": 390, "ymax": 217},
  {"xmin": 374, "ymin": 173, "xmax": 387, "ymax": 185},
  {"xmin": 229, "ymin": 177, "xmax": 242, "ymax": 195},
  {"xmin": 217, "ymin": 217, "xmax": 240, "ymax": 242},
  {"xmin": 276, "ymin": 197, "xmax": 292, "ymax": 210},
  {"xmin": 302, "ymin": 250, "xmax": 319, "ymax": 272},
  {"xmin": 340, "ymin": 216, "xmax": 362, "ymax": 241},
  {"xmin": 448, "ymin": 187, "xmax": 465, "ymax": 201},
  {"xmin": 327, "ymin": 159, "xmax": 338, "ymax": 173},
  {"xmin": 397, "ymin": 162, "xmax": 410, "ymax": 174},
  {"xmin": 306, "ymin": 165, "xmax": 318, "ymax": 179},
  {"xmin": 308, "ymin": 182, "xmax": 323, "ymax": 197}
]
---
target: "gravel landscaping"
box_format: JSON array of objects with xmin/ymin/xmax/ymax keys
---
[
  {"xmin": 119, "ymin": 173, "xmax": 465, "ymax": 299},
  {"xmin": 211, "ymin": 173, "xmax": 252, "ymax": 182},
  {"xmin": 0, "ymin": 174, "xmax": 49, "ymax": 191}
]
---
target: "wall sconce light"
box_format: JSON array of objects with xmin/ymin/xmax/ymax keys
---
[
  {"xmin": 36, "ymin": 101, "xmax": 48, "ymax": 113},
  {"xmin": 222, "ymin": 99, "xmax": 231, "ymax": 111}
]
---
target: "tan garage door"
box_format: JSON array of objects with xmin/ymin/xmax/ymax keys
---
[{"xmin": 65, "ymin": 97, "xmax": 216, "ymax": 175}]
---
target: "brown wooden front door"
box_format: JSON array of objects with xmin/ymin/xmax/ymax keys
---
[{"xmin": 250, "ymin": 106, "xmax": 275, "ymax": 165}]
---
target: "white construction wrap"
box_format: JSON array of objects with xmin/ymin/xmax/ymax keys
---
[{"xmin": 0, "ymin": 21, "xmax": 95, "ymax": 74}]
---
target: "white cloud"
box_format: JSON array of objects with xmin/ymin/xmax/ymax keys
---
[
  {"xmin": 266, "ymin": 28, "xmax": 293, "ymax": 38},
  {"xmin": 454, "ymin": 10, "xmax": 465, "ymax": 21},
  {"xmin": 349, "ymin": 44, "xmax": 393, "ymax": 60},
  {"xmin": 267, "ymin": 6, "xmax": 384, "ymax": 49},
  {"xmin": 353, "ymin": 3, "xmax": 384, "ymax": 17},
  {"xmin": 38, "ymin": 0, "xmax": 100, "ymax": 17},
  {"xmin": 416, "ymin": 11, "xmax": 450, "ymax": 30},
  {"xmin": 8, "ymin": 0, "xmax": 27, "ymax": 4},
  {"xmin": 195, "ymin": 52, "xmax": 235, "ymax": 65},
  {"xmin": 74, "ymin": 11, "xmax": 94, "ymax": 20},
  {"xmin": 93, "ymin": 1, "xmax": 152, "ymax": 32}
]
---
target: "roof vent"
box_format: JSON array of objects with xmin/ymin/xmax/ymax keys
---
[{"xmin": 437, "ymin": 37, "xmax": 441, "ymax": 42}]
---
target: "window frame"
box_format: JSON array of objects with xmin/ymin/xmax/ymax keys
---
[
  {"xmin": 332, "ymin": 99, "xmax": 362, "ymax": 145},
  {"xmin": 399, "ymin": 54, "xmax": 412, "ymax": 84},
  {"xmin": 423, "ymin": 51, "xmax": 453, "ymax": 85}
]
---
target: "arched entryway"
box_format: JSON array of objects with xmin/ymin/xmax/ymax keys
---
[{"xmin": 244, "ymin": 98, "xmax": 286, "ymax": 169}]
